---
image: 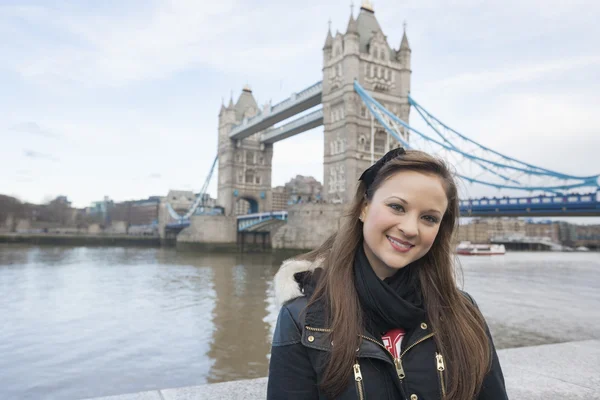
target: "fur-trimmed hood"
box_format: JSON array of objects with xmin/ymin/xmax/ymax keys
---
[{"xmin": 273, "ymin": 258, "xmax": 322, "ymax": 307}]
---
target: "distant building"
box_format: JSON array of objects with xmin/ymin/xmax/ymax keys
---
[
  {"xmin": 575, "ymin": 224, "xmax": 600, "ymax": 249},
  {"xmin": 525, "ymin": 220, "xmax": 560, "ymax": 243},
  {"xmin": 285, "ymin": 175, "xmax": 323, "ymax": 204},
  {"xmin": 110, "ymin": 197, "xmax": 161, "ymax": 227},
  {"xmin": 272, "ymin": 186, "xmax": 288, "ymax": 211}
]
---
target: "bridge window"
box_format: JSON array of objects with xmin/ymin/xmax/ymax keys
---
[
  {"xmin": 519, "ymin": 199, "xmax": 528, "ymax": 204},
  {"xmin": 582, "ymin": 196, "xmax": 592, "ymax": 201},
  {"xmin": 384, "ymin": 69, "xmax": 388, "ymax": 80},
  {"xmin": 509, "ymin": 199, "xmax": 517, "ymax": 204},
  {"xmin": 553, "ymin": 197, "xmax": 564, "ymax": 203},
  {"xmin": 542, "ymin": 198, "xmax": 551, "ymax": 203},
  {"xmin": 370, "ymin": 64, "xmax": 374, "ymax": 77},
  {"xmin": 380, "ymin": 49, "xmax": 386, "ymax": 60},
  {"xmin": 235, "ymin": 153, "xmax": 242, "ymax": 163},
  {"xmin": 255, "ymin": 176, "xmax": 261, "ymax": 184},
  {"xmin": 359, "ymin": 135, "xmax": 367, "ymax": 151},
  {"xmin": 568, "ymin": 196, "xmax": 578, "ymax": 202},
  {"xmin": 500, "ymin": 199, "xmax": 507, "ymax": 204},
  {"xmin": 377, "ymin": 67, "xmax": 382, "ymax": 78},
  {"xmin": 361, "ymin": 106, "xmax": 367, "ymax": 118},
  {"xmin": 245, "ymin": 172, "xmax": 254, "ymax": 184},
  {"xmin": 531, "ymin": 198, "xmax": 540, "ymax": 204},
  {"xmin": 337, "ymin": 63, "xmax": 342, "ymax": 76}
]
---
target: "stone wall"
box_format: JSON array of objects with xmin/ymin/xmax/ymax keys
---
[
  {"xmin": 272, "ymin": 203, "xmax": 346, "ymax": 250},
  {"xmin": 177, "ymin": 215, "xmax": 237, "ymax": 248}
]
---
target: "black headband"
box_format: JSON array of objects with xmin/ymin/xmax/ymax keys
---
[{"xmin": 358, "ymin": 147, "xmax": 406, "ymax": 189}]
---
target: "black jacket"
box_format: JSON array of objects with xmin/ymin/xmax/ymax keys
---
[{"xmin": 267, "ymin": 268, "xmax": 508, "ymax": 400}]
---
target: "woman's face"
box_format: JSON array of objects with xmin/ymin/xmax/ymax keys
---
[{"xmin": 361, "ymin": 170, "xmax": 448, "ymax": 279}]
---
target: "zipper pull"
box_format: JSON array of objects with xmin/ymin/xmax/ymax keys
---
[
  {"xmin": 353, "ymin": 362, "xmax": 363, "ymax": 381},
  {"xmin": 395, "ymin": 357, "xmax": 406, "ymax": 380},
  {"xmin": 436, "ymin": 353, "xmax": 445, "ymax": 371}
]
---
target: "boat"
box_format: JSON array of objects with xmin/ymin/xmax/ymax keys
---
[{"xmin": 456, "ymin": 241, "xmax": 506, "ymax": 256}]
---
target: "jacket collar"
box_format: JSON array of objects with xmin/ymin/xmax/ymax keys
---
[
  {"xmin": 273, "ymin": 257, "xmax": 322, "ymax": 307},
  {"xmin": 273, "ymin": 257, "xmax": 434, "ymax": 354}
]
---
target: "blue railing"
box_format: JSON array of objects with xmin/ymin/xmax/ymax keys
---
[
  {"xmin": 237, "ymin": 211, "xmax": 288, "ymax": 231},
  {"xmin": 460, "ymin": 192, "xmax": 600, "ymax": 216}
]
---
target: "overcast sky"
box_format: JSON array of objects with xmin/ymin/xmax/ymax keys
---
[{"xmin": 1, "ymin": 0, "xmax": 599, "ymax": 215}]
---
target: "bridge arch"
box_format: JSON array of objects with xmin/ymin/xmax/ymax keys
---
[{"xmin": 235, "ymin": 195, "xmax": 259, "ymax": 215}]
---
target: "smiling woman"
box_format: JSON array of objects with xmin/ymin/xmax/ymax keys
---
[{"xmin": 267, "ymin": 148, "xmax": 509, "ymax": 400}]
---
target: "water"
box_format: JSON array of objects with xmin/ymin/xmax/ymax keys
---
[{"xmin": 0, "ymin": 245, "xmax": 599, "ymax": 400}]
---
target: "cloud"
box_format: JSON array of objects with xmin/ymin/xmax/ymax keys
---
[
  {"xmin": 426, "ymin": 55, "xmax": 600, "ymax": 94},
  {"xmin": 2, "ymin": 1, "xmax": 325, "ymax": 88},
  {"xmin": 147, "ymin": 173, "xmax": 161, "ymax": 179},
  {"xmin": 23, "ymin": 149, "xmax": 58, "ymax": 161},
  {"xmin": 10, "ymin": 121, "xmax": 59, "ymax": 138}
]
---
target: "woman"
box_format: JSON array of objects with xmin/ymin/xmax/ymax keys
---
[{"xmin": 267, "ymin": 148, "xmax": 508, "ymax": 400}]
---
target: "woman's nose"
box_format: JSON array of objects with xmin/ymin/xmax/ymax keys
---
[{"xmin": 397, "ymin": 217, "xmax": 418, "ymax": 238}]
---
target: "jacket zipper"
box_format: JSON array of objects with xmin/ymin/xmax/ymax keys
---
[
  {"xmin": 305, "ymin": 326, "xmax": 434, "ymax": 381},
  {"xmin": 436, "ymin": 352, "xmax": 446, "ymax": 399},
  {"xmin": 353, "ymin": 361, "xmax": 366, "ymax": 400}
]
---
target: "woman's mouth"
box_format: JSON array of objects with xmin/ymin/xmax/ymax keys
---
[{"xmin": 387, "ymin": 235, "xmax": 414, "ymax": 253}]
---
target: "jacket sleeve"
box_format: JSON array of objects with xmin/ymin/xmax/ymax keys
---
[
  {"xmin": 463, "ymin": 293, "xmax": 509, "ymax": 400},
  {"xmin": 267, "ymin": 304, "xmax": 319, "ymax": 400}
]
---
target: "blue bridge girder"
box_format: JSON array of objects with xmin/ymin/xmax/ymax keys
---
[
  {"xmin": 229, "ymin": 81, "xmax": 323, "ymax": 141},
  {"xmin": 460, "ymin": 192, "xmax": 600, "ymax": 217}
]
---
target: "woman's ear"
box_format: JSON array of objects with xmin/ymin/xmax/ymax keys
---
[{"xmin": 360, "ymin": 201, "xmax": 369, "ymax": 222}]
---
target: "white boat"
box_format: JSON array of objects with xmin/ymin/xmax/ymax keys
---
[{"xmin": 456, "ymin": 241, "xmax": 506, "ymax": 256}]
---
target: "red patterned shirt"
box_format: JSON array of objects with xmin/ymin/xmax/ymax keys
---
[{"xmin": 381, "ymin": 328, "xmax": 406, "ymax": 359}]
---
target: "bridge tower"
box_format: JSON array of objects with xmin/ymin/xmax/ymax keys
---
[
  {"xmin": 322, "ymin": 1, "xmax": 411, "ymax": 203},
  {"xmin": 217, "ymin": 86, "xmax": 273, "ymax": 216}
]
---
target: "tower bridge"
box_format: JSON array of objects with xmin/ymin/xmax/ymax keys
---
[{"xmin": 161, "ymin": 1, "xmax": 599, "ymax": 244}]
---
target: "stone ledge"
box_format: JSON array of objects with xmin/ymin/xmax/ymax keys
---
[{"xmin": 83, "ymin": 340, "xmax": 600, "ymax": 400}]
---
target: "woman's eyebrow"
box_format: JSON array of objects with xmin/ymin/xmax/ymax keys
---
[{"xmin": 386, "ymin": 196, "xmax": 443, "ymax": 215}]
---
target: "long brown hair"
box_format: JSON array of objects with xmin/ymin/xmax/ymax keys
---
[{"xmin": 298, "ymin": 150, "xmax": 491, "ymax": 399}]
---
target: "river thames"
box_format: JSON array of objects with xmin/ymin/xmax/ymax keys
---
[{"xmin": 1, "ymin": 244, "xmax": 599, "ymax": 400}]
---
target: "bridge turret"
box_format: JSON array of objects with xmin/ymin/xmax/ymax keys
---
[
  {"xmin": 322, "ymin": 3, "xmax": 411, "ymax": 203},
  {"xmin": 323, "ymin": 23, "xmax": 333, "ymax": 64},
  {"xmin": 396, "ymin": 23, "xmax": 412, "ymax": 98},
  {"xmin": 344, "ymin": 14, "xmax": 359, "ymax": 55}
]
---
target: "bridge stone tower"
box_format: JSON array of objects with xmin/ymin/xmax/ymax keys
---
[
  {"xmin": 322, "ymin": 1, "xmax": 411, "ymax": 203},
  {"xmin": 217, "ymin": 86, "xmax": 273, "ymax": 216}
]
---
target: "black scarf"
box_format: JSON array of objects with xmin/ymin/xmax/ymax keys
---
[{"xmin": 354, "ymin": 244, "xmax": 426, "ymax": 337}]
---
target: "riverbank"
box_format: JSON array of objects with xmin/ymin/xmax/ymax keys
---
[
  {"xmin": 0, "ymin": 233, "xmax": 160, "ymax": 247},
  {"xmin": 83, "ymin": 339, "xmax": 600, "ymax": 400}
]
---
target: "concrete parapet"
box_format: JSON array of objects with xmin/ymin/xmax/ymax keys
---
[
  {"xmin": 272, "ymin": 203, "xmax": 346, "ymax": 250},
  {"xmin": 176, "ymin": 215, "xmax": 237, "ymax": 249},
  {"xmin": 82, "ymin": 340, "xmax": 600, "ymax": 400}
]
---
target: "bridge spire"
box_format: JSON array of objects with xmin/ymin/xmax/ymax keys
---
[
  {"xmin": 323, "ymin": 19, "xmax": 333, "ymax": 49},
  {"xmin": 400, "ymin": 21, "xmax": 411, "ymax": 52},
  {"xmin": 346, "ymin": 12, "xmax": 358, "ymax": 34}
]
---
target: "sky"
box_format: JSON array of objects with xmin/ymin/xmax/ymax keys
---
[{"xmin": 1, "ymin": 0, "xmax": 599, "ymax": 215}]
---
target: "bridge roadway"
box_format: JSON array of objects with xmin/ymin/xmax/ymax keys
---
[{"xmin": 229, "ymin": 81, "xmax": 322, "ymax": 141}]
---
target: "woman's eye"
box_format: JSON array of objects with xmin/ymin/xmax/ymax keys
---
[
  {"xmin": 388, "ymin": 204, "xmax": 404, "ymax": 212},
  {"xmin": 423, "ymin": 215, "xmax": 439, "ymax": 224}
]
